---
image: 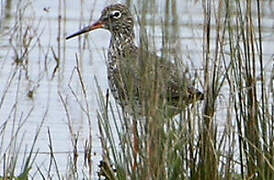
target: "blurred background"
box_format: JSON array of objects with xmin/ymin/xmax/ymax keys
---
[{"xmin": 0, "ymin": 0, "xmax": 273, "ymax": 179}]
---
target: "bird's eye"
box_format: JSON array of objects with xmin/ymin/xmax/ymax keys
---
[{"xmin": 111, "ymin": 10, "xmax": 122, "ymax": 19}]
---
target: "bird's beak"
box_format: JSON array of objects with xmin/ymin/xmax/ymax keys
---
[{"xmin": 66, "ymin": 20, "xmax": 105, "ymax": 40}]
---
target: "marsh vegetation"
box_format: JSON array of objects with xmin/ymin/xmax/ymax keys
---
[{"xmin": 0, "ymin": 0, "xmax": 273, "ymax": 179}]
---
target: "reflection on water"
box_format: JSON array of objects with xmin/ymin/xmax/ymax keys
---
[{"xmin": 0, "ymin": 0, "xmax": 273, "ymax": 178}]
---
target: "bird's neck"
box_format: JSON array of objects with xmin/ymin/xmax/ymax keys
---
[
  {"xmin": 109, "ymin": 31, "xmax": 135, "ymax": 56},
  {"xmin": 107, "ymin": 30, "xmax": 135, "ymax": 72}
]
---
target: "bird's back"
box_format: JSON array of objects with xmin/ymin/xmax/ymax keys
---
[{"xmin": 108, "ymin": 45, "xmax": 203, "ymax": 117}]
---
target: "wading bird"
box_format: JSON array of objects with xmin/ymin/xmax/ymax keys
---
[{"xmin": 66, "ymin": 4, "xmax": 203, "ymax": 117}]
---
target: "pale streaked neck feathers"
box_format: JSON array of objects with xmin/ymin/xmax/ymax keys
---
[{"xmin": 109, "ymin": 30, "xmax": 135, "ymax": 58}]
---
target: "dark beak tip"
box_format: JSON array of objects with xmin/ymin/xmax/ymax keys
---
[
  {"xmin": 65, "ymin": 21, "xmax": 104, "ymax": 40},
  {"xmin": 65, "ymin": 35, "xmax": 73, "ymax": 40}
]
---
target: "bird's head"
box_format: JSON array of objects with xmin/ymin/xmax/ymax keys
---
[{"xmin": 66, "ymin": 4, "xmax": 134, "ymax": 39}]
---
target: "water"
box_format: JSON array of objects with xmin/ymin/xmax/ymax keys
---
[{"xmin": 0, "ymin": 0, "xmax": 273, "ymax": 179}]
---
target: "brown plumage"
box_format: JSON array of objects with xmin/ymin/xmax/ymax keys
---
[{"xmin": 66, "ymin": 4, "xmax": 203, "ymax": 117}]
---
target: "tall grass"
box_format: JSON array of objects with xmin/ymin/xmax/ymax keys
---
[
  {"xmin": 0, "ymin": 0, "xmax": 96, "ymax": 179},
  {"xmin": 225, "ymin": 1, "xmax": 274, "ymax": 179},
  {"xmin": 0, "ymin": 0, "xmax": 273, "ymax": 179},
  {"xmin": 97, "ymin": 0, "xmax": 273, "ymax": 179}
]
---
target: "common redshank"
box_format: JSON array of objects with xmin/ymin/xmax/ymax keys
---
[{"xmin": 66, "ymin": 4, "xmax": 203, "ymax": 117}]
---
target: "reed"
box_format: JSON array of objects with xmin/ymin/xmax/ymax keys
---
[
  {"xmin": 0, "ymin": 0, "xmax": 273, "ymax": 179},
  {"xmin": 97, "ymin": 0, "xmax": 273, "ymax": 179}
]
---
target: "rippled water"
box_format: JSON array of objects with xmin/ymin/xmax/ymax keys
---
[{"xmin": 0, "ymin": 0, "xmax": 273, "ymax": 178}]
